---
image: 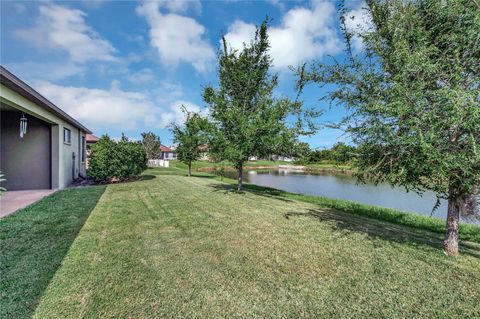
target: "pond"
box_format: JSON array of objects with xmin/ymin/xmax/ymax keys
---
[{"xmin": 224, "ymin": 169, "xmax": 479, "ymax": 224}]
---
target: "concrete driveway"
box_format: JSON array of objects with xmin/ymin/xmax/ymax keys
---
[{"xmin": 0, "ymin": 190, "xmax": 56, "ymax": 218}]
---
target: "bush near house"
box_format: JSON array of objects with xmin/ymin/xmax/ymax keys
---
[{"xmin": 88, "ymin": 135, "xmax": 147, "ymax": 182}]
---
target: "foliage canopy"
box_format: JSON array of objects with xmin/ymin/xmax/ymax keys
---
[
  {"xmin": 298, "ymin": 0, "xmax": 479, "ymax": 254},
  {"xmin": 141, "ymin": 132, "xmax": 161, "ymax": 160},
  {"xmin": 172, "ymin": 110, "xmax": 210, "ymax": 176},
  {"xmin": 204, "ymin": 19, "xmax": 320, "ymax": 190},
  {"xmin": 88, "ymin": 135, "xmax": 147, "ymax": 182}
]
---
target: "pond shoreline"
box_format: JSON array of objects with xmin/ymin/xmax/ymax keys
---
[
  {"xmin": 196, "ymin": 164, "xmax": 355, "ymax": 175},
  {"xmin": 148, "ymin": 165, "xmax": 480, "ymax": 242}
]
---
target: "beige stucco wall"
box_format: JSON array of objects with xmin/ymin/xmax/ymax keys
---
[{"xmin": 1, "ymin": 84, "xmax": 88, "ymax": 189}]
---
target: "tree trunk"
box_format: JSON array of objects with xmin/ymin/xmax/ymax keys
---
[
  {"xmin": 444, "ymin": 196, "xmax": 461, "ymax": 256},
  {"xmin": 188, "ymin": 162, "xmax": 192, "ymax": 177},
  {"xmin": 237, "ymin": 162, "xmax": 243, "ymax": 192}
]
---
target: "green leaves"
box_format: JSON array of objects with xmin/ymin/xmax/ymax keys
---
[
  {"xmin": 205, "ymin": 19, "xmax": 319, "ymax": 179},
  {"xmin": 172, "ymin": 109, "xmax": 210, "ymax": 169},
  {"xmin": 302, "ymin": 0, "xmax": 479, "ymax": 210},
  {"xmin": 88, "ymin": 135, "xmax": 147, "ymax": 182},
  {"xmin": 141, "ymin": 132, "xmax": 161, "ymax": 160}
]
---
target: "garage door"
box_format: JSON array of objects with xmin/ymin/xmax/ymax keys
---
[{"xmin": 1, "ymin": 111, "xmax": 51, "ymax": 190}]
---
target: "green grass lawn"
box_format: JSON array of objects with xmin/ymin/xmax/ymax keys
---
[
  {"xmin": 170, "ymin": 159, "xmax": 293, "ymax": 172},
  {"xmin": 0, "ymin": 186, "xmax": 106, "ymax": 319},
  {"xmin": 2, "ymin": 169, "xmax": 478, "ymax": 318},
  {"xmin": 169, "ymin": 159, "xmax": 356, "ymax": 176},
  {"xmin": 304, "ymin": 162, "xmax": 354, "ymax": 172},
  {"xmin": 164, "ymin": 165, "xmax": 480, "ymax": 242}
]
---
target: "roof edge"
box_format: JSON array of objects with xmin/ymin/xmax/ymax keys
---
[{"xmin": 0, "ymin": 65, "xmax": 92, "ymax": 134}]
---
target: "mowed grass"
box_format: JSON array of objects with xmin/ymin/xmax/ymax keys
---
[
  {"xmin": 171, "ymin": 159, "xmax": 292, "ymax": 172},
  {"xmin": 0, "ymin": 186, "xmax": 106, "ymax": 319},
  {"xmin": 29, "ymin": 170, "xmax": 480, "ymax": 318},
  {"xmin": 168, "ymin": 163, "xmax": 480, "ymax": 242}
]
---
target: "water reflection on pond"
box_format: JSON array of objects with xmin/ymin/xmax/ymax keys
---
[{"xmin": 224, "ymin": 169, "xmax": 478, "ymax": 224}]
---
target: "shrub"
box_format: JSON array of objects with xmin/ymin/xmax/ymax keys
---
[
  {"xmin": 88, "ymin": 135, "xmax": 147, "ymax": 182},
  {"xmin": 116, "ymin": 136, "xmax": 147, "ymax": 180}
]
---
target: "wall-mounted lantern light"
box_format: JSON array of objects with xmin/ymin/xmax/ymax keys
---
[{"xmin": 20, "ymin": 113, "xmax": 27, "ymax": 138}]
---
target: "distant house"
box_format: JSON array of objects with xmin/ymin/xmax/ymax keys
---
[
  {"xmin": 160, "ymin": 145, "xmax": 177, "ymax": 160},
  {"xmin": 271, "ymin": 155, "xmax": 295, "ymax": 162},
  {"xmin": 0, "ymin": 66, "xmax": 91, "ymax": 190},
  {"xmin": 85, "ymin": 134, "xmax": 100, "ymax": 168},
  {"xmin": 86, "ymin": 134, "xmax": 99, "ymax": 146}
]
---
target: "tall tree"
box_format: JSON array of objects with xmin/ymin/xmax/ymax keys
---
[
  {"xmin": 293, "ymin": 142, "xmax": 312, "ymax": 163},
  {"xmin": 299, "ymin": 0, "xmax": 479, "ymax": 255},
  {"xmin": 204, "ymin": 20, "xmax": 319, "ymax": 191},
  {"xmin": 171, "ymin": 110, "xmax": 209, "ymax": 177},
  {"xmin": 330, "ymin": 142, "xmax": 356, "ymax": 164},
  {"xmin": 141, "ymin": 132, "xmax": 162, "ymax": 160}
]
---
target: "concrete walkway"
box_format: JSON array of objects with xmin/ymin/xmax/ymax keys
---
[{"xmin": 0, "ymin": 190, "xmax": 56, "ymax": 218}]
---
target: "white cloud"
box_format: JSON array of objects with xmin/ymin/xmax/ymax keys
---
[
  {"xmin": 34, "ymin": 81, "xmax": 203, "ymax": 132},
  {"xmin": 15, "ymin": 4, "xmax": 116, "ymax": 63},
  {"xmin": 129, "ymin": 68, "xmax": 156, "ymax": 84},
  {"xmin": 344, "ymin": 2, "xmax": 372, "ymax": 52},
  {"xmin": 161, "ymin": 0, "xmax": 202, "ymax": 15},
  {"xmin": 153, "ymin": 81, "xmax": 184, "ymax": 104},
  {"xmin": 224, "ymin": 1, "xmax": 341, "ymax": 69},
  {"xmin": 223, "ymin": 21, "xmax": 256, "ymax": 51},
  {"xmin": 268, "ymin": 0, "xmax": 286, "ymax": 11},
  {"xmin": 5, "ymin": 62, "xmax": 85, "ymax": 81},
  {"xmin": 159, "ymin": 100, "xmax": 205, "ymax": 127},
  {"xmin": 136, "ymin": 1, "xmax": 215, "ymax": 73}
]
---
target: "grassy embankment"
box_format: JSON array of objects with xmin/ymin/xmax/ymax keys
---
[
  {"xmin": 168, "ymin": 161, "xmax": 480, "ymax": 242},
  {"xmin": 15, "ymin": 170, "xmax": 480, "ymax": 318},
  {"xmin": 1, "ymin": 166, "xmax": 479, "ymax": 318},
  {"xmin": 171, "ymin": 159, "xmax": 355, "ymax": 174}
]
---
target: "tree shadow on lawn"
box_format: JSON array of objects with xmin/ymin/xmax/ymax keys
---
[
  {"xmin": 189, "ymin": 174, "xmax": 217, "ymax": 179},
  {"xmin": 208, "ymin": 183, "xmax": 294, "ymax": 203},
  {"xmin": 284, "ymin": 209, "xmax": 480, "ymax": 258},
  {"xmin": 0, "ymin": 186, "xmax": 106, "ymax": 319},
  {"xmin": 139, "ymin": 174, "xmax": 156, "ymax": 181}
]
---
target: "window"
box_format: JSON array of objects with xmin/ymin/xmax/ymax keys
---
[
  {"xmin": 63, "ymin": 128, "xmax": 71, "ymax": 144},
  {"xmin": 81, "ymin": 136, "xmax": 86, "ymax": 162}
]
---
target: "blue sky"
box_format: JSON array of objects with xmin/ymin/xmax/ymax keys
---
[{"xmin": 1, "ymin": 0, "xmax": 367, "ymax": 149}]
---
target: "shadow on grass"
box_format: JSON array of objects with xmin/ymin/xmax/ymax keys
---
[
  {"xmin": 285, "ymin": 209, "xmax": 480, "ymax": 258},
  {"xmin": 207, "ymin": 179, "xmax": 480, "ymax": 244},
  {"xmin": 0, "ymin": 186, "xmax": 106, "ymax": 319},
  {"xmin": 208, "ymin": 183, "xmax": 294, "ymax": 202},
  {"xmin": 188, "ymin": 174, "xmax": 216, "ymax": 179},
  {"xmin": 140, "ymin": 174, "xmax": 156, "ymax": 181},
  {"xmin": 207, "ymin": 180, "xmax": 480, "ymax": 257}
]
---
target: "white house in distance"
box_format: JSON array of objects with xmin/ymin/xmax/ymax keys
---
[
  {"xmin": 160, "ymin": 145, "xmax": 177, "ymax": 160},
  {"xmin": 0, "ymin": 66, "xmax": 91, "ymax": 190}
]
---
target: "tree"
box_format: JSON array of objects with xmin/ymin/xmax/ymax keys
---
[
  {"xmin": 204, "ymin": 19, "xmax": 319, "ymax": 191},
  {"xmin": 293, "ymin": 142, "xmax": 311, "ymax": 163},
  {"xmin": 299, "ymin": 0, "xmax": 479, "ymax": 255},
  {"xmin": 330, "ymin": 142, "xmax": 356, "ymax": 164},
  {"xmin": 141, "ymin": 132, "xmax": 161, "ymax": 160},
  {"xmin": 171, "ymin": 110, "xmax": 209, "ymax": 177}
]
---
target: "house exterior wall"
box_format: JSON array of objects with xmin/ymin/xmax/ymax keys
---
[
  {"xmin": 1, "ymin": 110, "xmax": 51, "ymax": 190},
  {"xmin": 161, "ymin": 151, "xmax": 177, "ymax": 160},
  {"xmin": 1, "ymin": 84, "xmax": 87, "ymax": 189}
]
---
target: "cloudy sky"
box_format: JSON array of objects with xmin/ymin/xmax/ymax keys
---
[{"xmin": 1, "ymin": 0, "xmax": 367, "ymax": 148}]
